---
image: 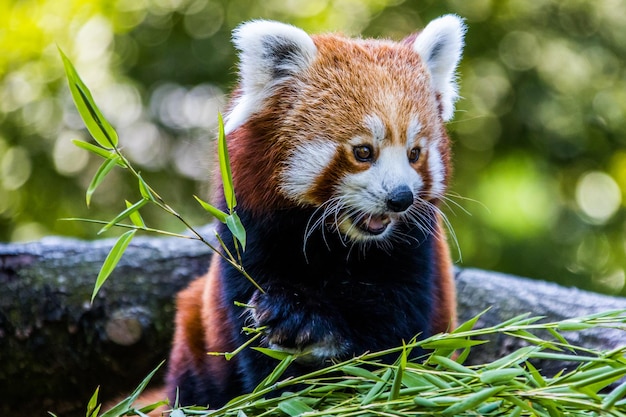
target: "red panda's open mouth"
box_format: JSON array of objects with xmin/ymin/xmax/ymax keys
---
[{"xmin": 355, "ymin": 214, "xmax": 392, "ymax": 235}]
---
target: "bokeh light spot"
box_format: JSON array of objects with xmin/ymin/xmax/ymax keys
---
[
  {"xmin": 499, "ymin": 31, "xmax": 540, "ymax": 71},
  {"xmin": 1, "ymin": 146, "xmax": 32, "ymax": 190},
  {"xmin": 575, "ymin": 171, "xmax": 621, "ymax": 224},
  {"xmin": 476, "ymin": 153, "xmax": 558, "ymax": 238},
  {"xmin": 54, "ymin": 131, "xmax": 90, "ymax": 176},
  {"xmin": 594, "ymin": 269, "xmax": 625, "ymax": 294}
]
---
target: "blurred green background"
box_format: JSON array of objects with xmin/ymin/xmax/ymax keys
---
[{"xmin": 1, "ymin": 0, "xmax": 625, "ymax": 295}]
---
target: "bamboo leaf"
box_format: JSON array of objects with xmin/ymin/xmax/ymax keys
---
[
  {"xmin": 226, "ymin": 212, "xmax": 246, "ymax": 251},
  {"xmin": 479, "ymin": 368, "xmax": 524, "ymax": 385},
  {"xmin": 389, "ymin": 347, "xmax": 407, "ymax": 400},
  {"xmin": 452, "ymin": 309, "xmax": 489, "ymax": 334},
  {"xmin": 217, "ymin": 112, "xmax": 236, "ymax": 211},
  {"xmin": 413, "ymin": 396, "xmax": 438, "ymax": 408},
  {"xmin": 582, "ymin": 309, "xmax": 626, "ymax": 320},
  {"xmin": 557, "ymin": 320, "xmax": 595, "ymax": 331},
  {"xmin": 441, "ymin": 386, "xmax": 505, "ymax": 416},
  {"xmin": 86, "ymin": 386, "xmax": 100, "ymax": 417},
  {"xmin": 125, "ymin": 200, "xmax": 146, "ymax": 228},
  {"xmin": 421, "ymin": 338, "xmax": 487, "ymax": 350},
  {"xmin": 86, "ymin": 157, "xmax": 120, "ymax": 207},
  {"xmin": 421, "ymin": 373, "xmax": 452, "ymax": 390},
  {"xmin": 431, "ymin": 396, "xmax": 459, "ymax": 405},
  {"xmin": 253, "ymin": 355, "xmax": 295, "ymax": 392},
  {"xmin": 558, "ymin": 365, "xmax": 618, "ymax": 384},
  {"xmin": 342, "ymin": 366, "xmax": 384, "ymax": 382},
  {"xmin": 91, "ymin": 230, "xmax": 136, "ymax": 303},
  {"xmin": 508, "ymin": 329, "xmax": 559, "ymax": 349},
  {"xmin": 99, "ymin": 361, "xmax": 164, "ymax": 417},
  {"xmin": 603, "ymin": 379, "xmax": 626, "ymax": 410},
  {"xmin": 402, "ymin": 371, "xmax": 435, "ymax": 389},
  {"xmin": 98, "ymin": 199, "xmax": 148, "ymax": 235},
  {"xmin": 493, "ymin": 313, "xmax": 534, "ymax": 329},
  {"xmin": 540, "ymin": 399, "xmax": 562, "ymax": 417},
  {"xmin": 484, "ymin": 346, "xmax": 538, "ymax": 370},
  {"xmin": 529, "ymin": 351, "xmax": 606, "ymax": 363},
  {"xmin": 277, "ymin": 398, "xmax": 314, "ymax": 416},
  {"xmin": 59, "ymin": 48, "xmax": 119, "ymax": 149},
  {"xmin": 508, "ymin": 405, "xmax": 523, "ymax": 417},
  {"xmin": 137, "ymin": 400, "xmax": 169, "ymax": 415},
  {"xmin": 138, "ymin": 174, "xmax": 155, "ymax": 202},
  {"xmin": 252, "ymin": 347, "xmax": 293, "ymax": 361},
  {"xmin": 455, "ymin": 346, "xmax": 472, "ymax": 364},
  {"xmin": 430, "ymin": 355, "xmax": 477, "ymax": 375},
  {"xmin": 525, "ymin": 361, "xmax": 546, "ymax": 388},
  {"xmin": 546, "ymin": 327, "xmax": 572, "ymax": 349},
  {"xmin": 194, "ymin": 195, "xmax": 228, "ymax": 223},
  {"xmin": 572, "ymin": 385, "xmax": 603, "ymax": 402},
  {"xmin": 361, "ymin": 368, "xmax": 392, "ymax": 405},
  {"xmin": 477, "ymin": 399, "xmax": 503, "ymax": 414},
  {"xmin": 72, "ymin": 140, "xmax": 123, "ymax": 163},
  {"xmin": 506, "ymin": 396, "xmax": 542, "ymax": 416},
  {"xmin": 571, "ymin": 366, "xmax": 626, "ymax": 391}
]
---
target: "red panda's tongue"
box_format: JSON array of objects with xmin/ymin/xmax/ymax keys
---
[{"xmin": 361, "ymin": 215, "xmax": 390, "ymax": 235}]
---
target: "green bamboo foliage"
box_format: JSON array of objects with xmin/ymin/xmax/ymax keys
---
[
  {"xmin": 59, "ymin": 49, "xmax": 254, "ymax": 301},
  {"xmin": 95, "ymin": 311, "xmax": 626, "ymax": 417},
  {"xmin": 59, "ymin": 47, "xmax": 626, "ymax": 417}
]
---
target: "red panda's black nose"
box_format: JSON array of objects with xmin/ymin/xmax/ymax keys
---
[{"xmin": 386, "ymin": 185, "xmax": 414, "ymax": 212}]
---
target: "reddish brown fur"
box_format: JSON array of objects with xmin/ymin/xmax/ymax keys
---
[
  {"xmin": 430, "ymin": 218, "xmax": 457, "ymax": 334},
  {"xmin": 228, "ymin": 34, "xmax": 449, "ymax": 214},
  {"xmin": 166, "ymin": 260, "xmax": 236, "ymax": 389}
]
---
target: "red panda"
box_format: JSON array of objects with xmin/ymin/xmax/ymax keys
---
[{"xmin": 150, "ymin": 15, "xmax": 465, "ymax": 412}]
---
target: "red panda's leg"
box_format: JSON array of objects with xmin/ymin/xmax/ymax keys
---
[
  {"xmin": 201, "ymin": 259, "xmax": 236, "ymax": 381},
  {"xmin": 165, "ymin": 275, "xmax": 210, "ymax": 392},
  {"xmin": 165, "ymin": 258, "xmax": 236, "ymax": 406},
  {"xmin": 430, "ymin": 218, "xmax": 457, "ymax": 335}
]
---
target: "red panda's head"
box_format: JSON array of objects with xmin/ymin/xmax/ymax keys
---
[{"xmin": 224, "ymin": 16, "xmax": 466, "ymax": 244}]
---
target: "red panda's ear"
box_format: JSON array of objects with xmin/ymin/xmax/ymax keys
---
[
  {"xmin": 225, "ymin": 20, "xmax": 317, "ymax": 133},
  {"xmin": 412, "ymin": 15, "xmax": 466, "ymax": 122}
]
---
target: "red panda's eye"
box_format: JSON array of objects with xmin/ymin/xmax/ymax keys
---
[
  {"xmin": 354, "ymin": 145, "xmax": 373, "ymax": 162},
  {"xmin": 409, "ymin": 147, "xmax": 421, "ymax": 163}
]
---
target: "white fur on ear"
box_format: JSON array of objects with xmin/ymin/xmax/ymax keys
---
[
  {"xmin": 225, "ymin": 20, "xmax": 317, "ymax": 133},
  {"xmin": 412, "ymin": 14, "xmax": 466, "ymax": 121}
]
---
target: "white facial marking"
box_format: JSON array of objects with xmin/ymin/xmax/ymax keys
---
[
  {"xmin": 407, "ymin": 117, "xmax": 423, "ymax": 145},
  {"xmin": 427, "ymin": 143, "xmax": 445, "ymax": 198},
  {"xmin": 343, "ymin": 145, "xmax": 422, "ymax": 213},
  {"xmin": 377, "ymin": 146, "xmax": 420, "ymax": 193},
  {"xmin": 280, "ymin": 139, "xmax": 338, "ymax": 202},
  {"xmin": 364, "ymin": 114, "xmax": 385, "ymax": 144},
  {"xmin": 336, "ymin": 144, "xmax": 424, "ymax": 241}
]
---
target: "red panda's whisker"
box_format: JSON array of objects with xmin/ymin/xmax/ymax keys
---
[
  {"xmin": 304, "ymin": 200, "xmax": 337, "ymax": 253},
  {"xmin": 425, "ymin": 199, "xmax": 462, "ymax": 262},
  {"xmin": 405, "ymin": 201, "xmax": 439, "ymax": 238},
  {"xmin": 440, "ymin": 193, "xmax": 473, "ymax": 217}
]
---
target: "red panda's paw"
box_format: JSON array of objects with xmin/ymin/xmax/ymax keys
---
[{"xmin": 250, "ymin": 289, "xmax": 349, "ymax": 364}]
